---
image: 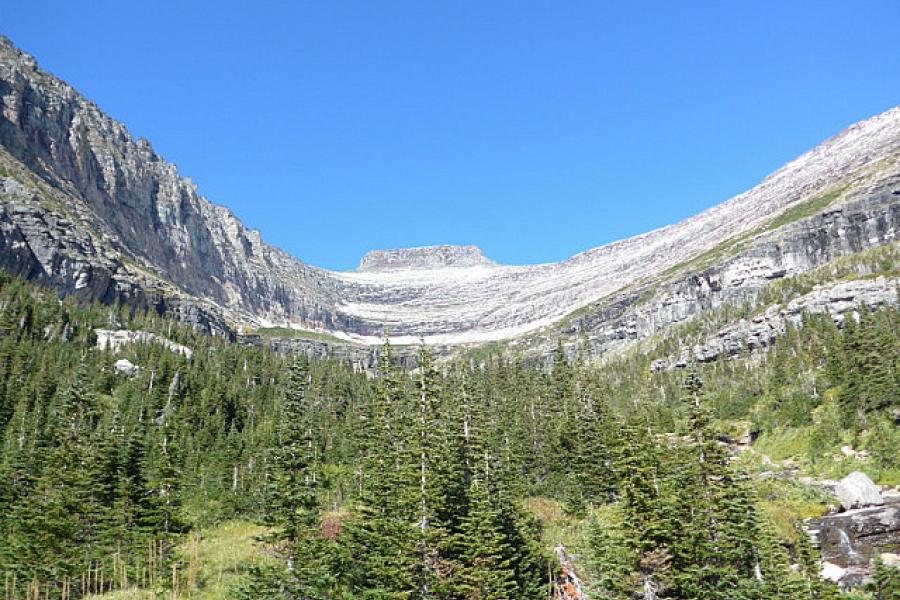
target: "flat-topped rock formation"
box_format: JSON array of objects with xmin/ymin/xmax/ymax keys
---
[{"xmin": 357, "ymin": 245, "xmax": 496, "ymax": 272}]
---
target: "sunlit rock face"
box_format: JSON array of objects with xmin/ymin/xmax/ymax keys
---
[
  {"xmin": 649, "ymin": 276, "xmax": 900, "ymax": 372},
  {"xmin": 1, "ymin": 35, "xmax": 898, "ymax": 350},
  {"xmin": 357, "ymin": 246, "xmax": 496, "ymax": 272}
]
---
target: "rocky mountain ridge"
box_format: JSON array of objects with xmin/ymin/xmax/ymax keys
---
[{"xmin": 0, "ymin": 35, "xmax": 898, "ymax": 357}]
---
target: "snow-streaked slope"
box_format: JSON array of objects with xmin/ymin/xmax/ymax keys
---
[
  {"xmin": 1, "ymin": 35, "xmax": 897, "ymax": 346},
  {"xmin": 322, "ymin": 108, "xmax": 900, "ymax": 344}
]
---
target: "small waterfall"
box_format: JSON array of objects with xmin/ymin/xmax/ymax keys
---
[{"xmin": 837, "ymin": 528, "xmax": 858, "ymax": 556}]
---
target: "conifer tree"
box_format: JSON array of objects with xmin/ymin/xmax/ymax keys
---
[
  {"xmin": 788, "ymin": 522, "xmax": 840, "ymax": 600},
  {"xmin": 564, "ymin": 371, "xmax": 617, "ymax": 514},
  {"xmin": 14, "ymin": 361, "xmax": 102, "ymax": 584},
  {"xmin": 457, "ymin": 473, "xmax": 519, "ymax": 600},
  {"xmin": 267, "ymin": 357, "xmax": 320, "ymax": 558},
  {"xmin": 410, "ymin": 345, "xmax": 466, "ymax": 598},
  {"xmin": 338, "ymin": 342, "xmax": 417, "ymax": 598},
  {"xmin": 240, "ymin": 356, "xmax": 329, "ymax": 598},
  {"xmin": 869, "ymin": 554, "xmax": 900, "ymax": 600}
]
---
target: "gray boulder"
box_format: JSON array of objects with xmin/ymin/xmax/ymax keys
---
[
  {"xmin": 835, "ymin": 471, "xmax": 884, "ymax": 510},
  {"xmin": 114, "ymin": 358, "xmax": 140, "ymax": 378}
]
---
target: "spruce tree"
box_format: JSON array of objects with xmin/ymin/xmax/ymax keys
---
[
  {"xmin": 245, "ymin": 355, "xmax": 328, "ymax": 598},
  {"xmin": 338, "ymin": 342, "xmax": 417, "ymax": 598},
  {"xmin": 869, "ymin": 554, "xmax": 900, "ymax": 600}
]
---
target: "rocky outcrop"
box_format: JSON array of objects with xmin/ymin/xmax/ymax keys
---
[
  {"xmin": 882, "ymin": 552, "xmax": 900, "ymax": 567},
  {"xmin": 806, "ymin": 475, "xmax": 900, "ymax": 589},
  {"xmin": 114, "ymin": 358, "xmax": 139, "ymax": 377},
  {"xmin": 547, "ymin": 186, "xmax": 899, "ymax": 359},
  {"xmin": 95, "ymin": 329, "xmax": 194, "ymax": 360},
  {"xmin": 0, "ymin": 35, "xmax": 898, "ymax": 354},
  {"xmin": 808, "ymin": 500, "xmax": 900, "ymax": 588},
  {"xmin": 553, "ymin": 545, "xmax": 586, "ymax": 600},
  {"xmin": 650, "ymin": 276, "xmax": 898, "ymax": 371}
]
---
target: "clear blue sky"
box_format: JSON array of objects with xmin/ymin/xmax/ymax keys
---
[{"xmin": 3, "ymin": 2, "xmax": 899, "ymax": 270}]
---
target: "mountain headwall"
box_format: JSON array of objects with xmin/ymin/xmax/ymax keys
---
[{"xmin": 0, "ymin": 35, "xmax": 897, "ymax": 353}]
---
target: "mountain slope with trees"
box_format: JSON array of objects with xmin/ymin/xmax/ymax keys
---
[{"xmin": 0, "ymin": 250, "xmax": 896, "ymax": 598}]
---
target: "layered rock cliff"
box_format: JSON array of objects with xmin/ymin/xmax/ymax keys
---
[
  {"xmin": 649, "ymin": 275, "xmax": 899, "ymax": 372},
  {"xmin": 358, "ymin": 245, "xmax": 496, "ymax": 272},
  {"xmin": 0, "ymin": 35, "xmax": 897, "ymax": 356},
  {"xmin": 536, "ymin": 188, "xmax": 899, "ymax": 360}
]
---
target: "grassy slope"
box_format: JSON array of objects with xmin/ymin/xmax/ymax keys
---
[
  {"xmin": 252, "ymin": 326, "xmax": 351, "ymax": 345},
  {"xmin": 86, "ymin": 521, "xmax": 273, "ymax": 600}
]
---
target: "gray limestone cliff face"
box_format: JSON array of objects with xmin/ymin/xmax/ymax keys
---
[
  {"xmin": 0, "ymin": 35, "xmax": 898, "ymax": 355},
  {"xmin": 648, "ymin": 275, "xmax": 898, "ymax": 371},
  {"xmin": 0, "ymin": 37, "xmax": 340, "ymax": 332},
  {"xmin": 548, "ymin": 185, "xmax": 899, "ymax": 360}
]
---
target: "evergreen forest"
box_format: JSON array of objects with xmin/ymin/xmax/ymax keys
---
[{"xmin": 0, "ymin": 270, "xmax": 897, "ymax": 600}]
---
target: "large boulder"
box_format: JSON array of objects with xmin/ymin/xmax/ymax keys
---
[
  {"xmin": 835, "ymin": 471, "xmax": 884, "ymax": 510},
  {"xmin": 821, "ymin": 561, "xmax": 846, "ymax": 583},
  {"xmin": 114, "ymin": 358, "xmax": 140, "ymax": 378}
]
